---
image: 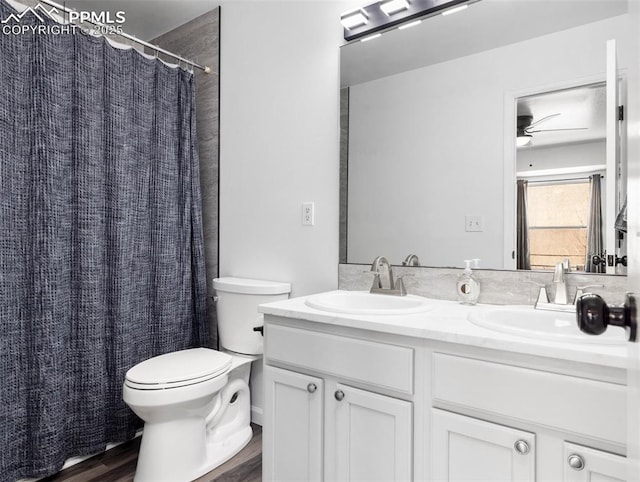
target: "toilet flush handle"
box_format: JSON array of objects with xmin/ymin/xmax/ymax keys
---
[{"xmin": 253, "ymin": 326, "xmax": 264, "ymax": 336}]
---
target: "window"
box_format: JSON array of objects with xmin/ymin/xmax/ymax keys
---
[{"xmin": 527, "ymin": 181, "xmax": 590, "ymax": 271}]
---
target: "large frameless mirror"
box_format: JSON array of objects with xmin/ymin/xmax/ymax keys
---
[{"xmin": 340, "ymin": 0, "xmax": 628, "ymax": 274}]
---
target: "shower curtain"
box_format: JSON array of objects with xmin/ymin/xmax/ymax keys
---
[{"xmin": 0, "ymin": 2, "xmax": 209, "ymax": 479}]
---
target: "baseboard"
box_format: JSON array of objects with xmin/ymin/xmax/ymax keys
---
[{"xmin": 251, "ymin": 405, "xmax": 263, "ymax": 426}]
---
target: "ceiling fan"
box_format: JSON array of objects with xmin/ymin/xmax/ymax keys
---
[{"xmin": 516, "ymin": 113, "xmax": 586, "ymax": 147}]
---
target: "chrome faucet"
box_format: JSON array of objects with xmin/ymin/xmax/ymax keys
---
[
  {"xmin": 532, "ymin": 259, "xmax": 605, "ymax": 312},
  {"xmin": 532, "ymin": 259, "xmax": 576, "ymax": 312},
  {"xmin": 551, "ymin": 259, "xmax": 570, "ymax": 305},
  {"xmin": 368, "ymin": 256, "xmax": 408, "ymax": 296},
  {"xmin": 370, "ymin": 256, "xmax": 394, "ymax": 290},
  {"xmin": 402, "ymin": 254, "xmax": 420, "ymax": 267}
]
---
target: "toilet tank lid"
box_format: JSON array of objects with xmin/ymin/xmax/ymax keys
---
[{"xmin": 213, "ymin": 277, "xmax": 291, "ymax": 295}]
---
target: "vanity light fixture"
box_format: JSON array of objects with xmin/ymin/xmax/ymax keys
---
[
  {"xmin": 340, "ymin": 8, "xmax": 369, "ymax": 30},
  {"xmin": 341, "ymin": 0, "xmax": 480, "ymax": 42},
  {"xmin": 380, "ymin": 0, "xmax": 410, "ymax": 16}
]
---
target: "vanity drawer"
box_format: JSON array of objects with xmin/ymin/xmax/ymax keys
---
[
  {"xmin": 431, "ymin": 353, "xmax": 625, "ymax": 445},
  {"xmin": 265, "ymin": 323, "xmax": 414, "ymax": 394}
]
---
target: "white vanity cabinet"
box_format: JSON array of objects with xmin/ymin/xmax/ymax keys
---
[
  {"xmin": 430, "ymin": 352, "xmax": 627, "ymax": 482},
  {"xmin": 431, "ymin": 409, "xmax": 627, "ymax": 482},
  {"xmin": 263, "ymin": 318, "xmax": 417, "ymax": 482},
  {"xmin": 332, "ymin": 382, "xmax": 412, "ymax": 481},
  {"xmin": 263, "ymin": 366, "xmax": 324, "ymax": 481},
  {"xmin": 432, "ymin": 409, "xmax": 536, "ymax": 481},
  {"xmin": 260, "ymin": 299, "xmax": 628, "ymax": 482},
  {"xmin": 562, "ymin": 442, "xmax": 627, "ymax": 482}
]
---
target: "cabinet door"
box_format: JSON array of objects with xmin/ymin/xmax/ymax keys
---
[
  {"xmin": 332, "ymin": 383, "xmax": 413, "ymax": 481},
  {"xmin": 263, "ymin": 366, "xmax": 323, "ymax": 482},
  {"xmin": 563, "ymin": 442, "xmax": 626, "ymax": 482},
  {"xmin": 432, "ymin": 409, "xmax": 535, "ymax": 482}
]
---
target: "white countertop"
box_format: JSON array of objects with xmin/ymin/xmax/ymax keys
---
[{"xmin": 259, "ymin": 290, "xmax": 628, "ymax": 369}]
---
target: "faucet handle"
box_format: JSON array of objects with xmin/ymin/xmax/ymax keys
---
[
  {"xmin": 525, "ymin": 280, "xmax": 549, "ymax": 305},
  {"xmin": 394, "ymin": 275, "xmax": 412, "ymax": 296},
  {"xmin": 363, "ymin": 271, "xmax": 382, "ymax": 290},
  {"xmin": 573, "ymin": 284, "xmax": 604, "ymax": 304},
  {"xmin": 577, "ymin": 283, "xmax": 604, "ymax": 290}
]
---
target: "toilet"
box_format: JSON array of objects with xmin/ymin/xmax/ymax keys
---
[{"xmin": 122, "ymin": 277, "xmax": 290, "ymax": 482}]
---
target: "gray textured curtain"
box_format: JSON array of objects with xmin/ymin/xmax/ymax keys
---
[
  {"xmin": 516, "ymin": 180, "xmax": 530, "ymax": 270},
  {"xmin": 0, "ymin": 2, "xmax": 209, "ymax": 479},
  {"xmin": 615, "ymin": 196, "xmax": 627, "ymax": 233},
  {"xmin": 585, "ymin": 175, "xmax": 604, "ymax": 273}
]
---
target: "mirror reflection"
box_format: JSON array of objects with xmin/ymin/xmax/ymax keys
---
[
  {"xmin": 340, "ymin": 0, "xmax": 629, "ymax": 274},
  {"xmin": 515, "ymin": 83, "xmax": 626, "ymax": 274}
]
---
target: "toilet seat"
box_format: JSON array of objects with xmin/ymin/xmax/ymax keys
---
[{"xmin": 125, "ymin": 348, "xmax": 233, "ymax": 390}]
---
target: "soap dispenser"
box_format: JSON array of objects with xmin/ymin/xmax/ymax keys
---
[{"xmin": 456, "ymin": 259, "xmax": 480, "ymax": 305}]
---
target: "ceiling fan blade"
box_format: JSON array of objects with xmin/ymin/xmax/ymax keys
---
[
  {"xmin": 527, "ymin": 113, "xmax": 561, "ymax": 130},
  {"xmin": 527, "ymin": 127, "xmax": 588, "ymax": 133}
]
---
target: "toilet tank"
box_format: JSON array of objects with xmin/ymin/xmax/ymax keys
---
[{"xmin": 213, "ymin": 277, "xmax": 291, "ymax": 355}]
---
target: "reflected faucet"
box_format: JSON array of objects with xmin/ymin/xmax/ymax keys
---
[
  {"xmin": 402, "ymin": 254, "xmax": 420, "ymax": 267},
  {"xmin": 551, "ymin": 259, "xmax": 570, "ymax": 305}
]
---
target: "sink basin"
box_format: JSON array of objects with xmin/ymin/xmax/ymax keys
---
[
  {"xmin": 468, "ymin": 306, "xmax": 626, "ymax": 344},
  {"xmin": 305, "ymin": 291, "xmax": 433, "ymax": 315}
]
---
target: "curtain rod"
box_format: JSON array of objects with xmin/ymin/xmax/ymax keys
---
[
  {"xmin": 37, "ymin": 0, "xmax": 211, "ymax": 74},
  {"xmin": 523, "ymin": 174, "xmax": 603, "ymax": 184}
]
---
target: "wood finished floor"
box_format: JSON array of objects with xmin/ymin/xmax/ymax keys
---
[{"xmin": 40, "ymin": 424, "xmax": 262, "ymax": 482}]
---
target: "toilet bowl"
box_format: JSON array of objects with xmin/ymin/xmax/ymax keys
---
[{"xmin": 123, "ymin": 277, "xmax": 290, "ymax": 482}]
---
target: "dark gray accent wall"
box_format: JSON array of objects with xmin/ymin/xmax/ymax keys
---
[
  {"xmin": 339, "ymin": 87, "xmax": 349, "ymax": 264},
  {"xmin": 151, "ymin": 9, "xmax": 221, "ymax": 348}
]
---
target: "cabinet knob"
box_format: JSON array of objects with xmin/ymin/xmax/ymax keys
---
[
  {"xmin": 513, "ymin": 440, "xmax": 530, "ymax": 455},
  {"xmin": 334, "ymin": 390, "xmax": 345, "ymax": 401},
  {"xmin": 568, "ymin": 454, "xmax": 585, "ymax": 471},
  {"xmin": 306, "ymin": 383, "xmax": 317, "ymax": 394}
]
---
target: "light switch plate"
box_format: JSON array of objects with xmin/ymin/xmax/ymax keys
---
[{"xmin": 465, "ymin": 215, "xmax": 484, "ymax": 232}]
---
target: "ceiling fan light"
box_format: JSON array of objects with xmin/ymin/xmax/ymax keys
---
[
  {"xmin": 380, "ymin": 0, "xmax": 410, "ymax": 16},
  {"xmin": 516, "ymin": 135, "xmax": 533, "ymax": 147}
]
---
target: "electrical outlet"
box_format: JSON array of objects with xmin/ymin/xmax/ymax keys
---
[
  {"xmin": 302, "ymin": 202, "xmax": 315, "ymax": 226},
  {"xmin": 465, "ymin": 215, "xmax": 484, "ymax": 232}
]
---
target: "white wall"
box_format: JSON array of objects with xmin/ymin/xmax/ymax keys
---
[
  {"xmin": 348, "ymin": 15, "xmax": 631, "ymax": 269},
  {"xmin": 219, "ymin": 1, "xmax": 347, "ymax": 297},
  {"xmin": 517, "ymin": 141, "xmax": 606, "ymax": 175},
  {"xmin": 219, "ymin": 0, "xmax": 350, "ymax": 424}
]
